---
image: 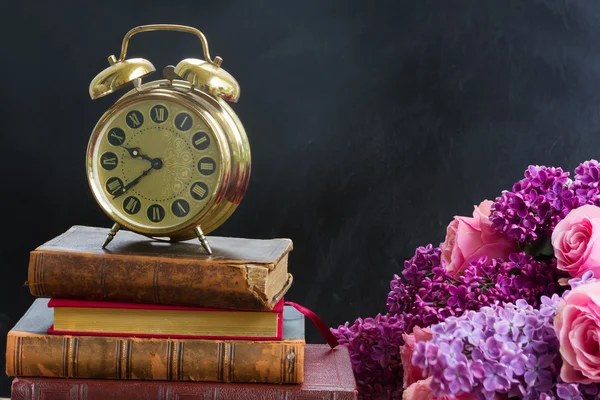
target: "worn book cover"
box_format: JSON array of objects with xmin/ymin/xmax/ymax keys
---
[
  {"xmin": 10, "ymin": 345, "xmax": 357, "ymax": 400},
  {"xmin": 6, "ymin": 299, "xmax": 305, "ymax": 384},
  {"xmin": 27, "ymin": 225, "xmax": 293, "ymax": 310}
]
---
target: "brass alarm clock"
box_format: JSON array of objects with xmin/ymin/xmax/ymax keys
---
[{"xmin": 86, "ymin": 24, "xmax": 250, "ymax": 254}]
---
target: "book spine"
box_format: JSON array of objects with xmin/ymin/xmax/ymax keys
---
[
  {"xmin": 6, "ymin": 332, "xmax": 304, "ymax": 384},
  {"xmin": 10, "ymin": 378, "xmax": 358, "ymax": 400},
  {"xmin": 28, "ymin": 250, "xmax": 276, "ymax": 310}
]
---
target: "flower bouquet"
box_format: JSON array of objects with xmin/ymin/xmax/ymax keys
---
[{"xmin": 331, "ymin": 160, "xmax": 600, "ymax": 400}]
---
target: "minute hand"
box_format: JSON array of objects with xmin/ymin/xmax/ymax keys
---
[{"xmin": 113, "ymin": 165, "xmax": 154, "ymax": 200}]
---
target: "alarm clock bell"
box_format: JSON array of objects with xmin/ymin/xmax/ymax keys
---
[{"xmin": 89, "ymin": 24, "xmax": 240, "ymax": 103}]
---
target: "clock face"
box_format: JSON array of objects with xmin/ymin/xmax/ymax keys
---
[{"xmin": 90, "ymin": 98, "xmax": 222, "ymax": 231}]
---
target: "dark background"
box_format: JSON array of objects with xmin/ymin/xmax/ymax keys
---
[{"xmin": 1, "ymin": 0, "xmax": 599, "ymax": 396}]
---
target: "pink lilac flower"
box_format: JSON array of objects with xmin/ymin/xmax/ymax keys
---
[{"xmin": 490, "ymin": 165, "xmax": 578, "ymax": 243}]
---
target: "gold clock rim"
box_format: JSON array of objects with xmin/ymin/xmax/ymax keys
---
[
  {"xmin": 86, "ymin": 80, "xmax": 250, "ymax": 240},
  {"xmin": 186, "ymin": 95, "xmax": 251, "ymax": 238}
]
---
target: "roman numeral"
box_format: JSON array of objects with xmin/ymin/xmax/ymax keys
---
[
  {"xmin": 129, "ymin": 114, "xmax": 141, "ymax": 127},
  {"xmin": 147, "ymin": 204, "xmax": 164, "ymax": 222},
  {"xmin": 190, "ymin": 182, "xmax": 209, "ymax": 201},
  {"xmin": 100, "ymin": 152, "xmax": 118, "ymax": 170},
  {"xmin": 147, "ymin": 204, "xmax": 165, "ymax": 222},
  {"xmin": 107, "ymin": 180, "xmax": 121, "ymax": 193},
  {"xmin": 171, "ymin": 199, "xmax": 190, "ymax": 218},
  {"xmin": 154, "ymin": 108, "xmax": 165, "ymax": 121},
  {"xmin": 107, "ymin": 128, "xmax": 126, "ymax": 146},
  {"xmin": 192, "ymin": 132, "xmax": 210, "ymax": 150},
  {"xmin": 194, "ymin": 136, "xmax": 207, "ymax": 146},
  {"xmin": 193, "ymin": 185, "xmax": 206, "ymax": 197},
  {"xmin": 123, "ymin": 196, "xmax": 141, "ymax": 215},
  {"xmin": 125, "ymin": 198, "xmax": 138, "ymax": 212},
  {"xmin": 178, "ymin": 116, "xmax": 188, "ymax": 128},
  {"xmin": 198, "ymin": 157, "xmax": 215, "ymax": 176}
]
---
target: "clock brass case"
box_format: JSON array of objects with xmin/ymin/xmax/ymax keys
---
[
  {"xmin": 86, "ymin": 79, "xmax": 250, "ymax": 241},
  {"xmin": 86, "ymin": 24, "xmax": 250, "ymax": 253}
]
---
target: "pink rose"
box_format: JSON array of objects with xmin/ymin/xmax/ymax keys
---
[
  {"xmin": 400, "ymin": 326, "xmax": 433, "ymax": 388},
  {"xmin": 402, "ymin": 377, "xmax": 436, "ymax": 400},
  {"xmin": 555, "ymin": 279, "xmax": 600, "ymax": 383},
  {"xmin": 441, "ymin": 200, "xmax": 519, "ymax": 276},
  {"xmin": 402, "ymin": 377, "xmax": 479, "ymax": 400},
  {"xmin": 551, "ymin": 204, "xmax": 600, "ymax": 278}
]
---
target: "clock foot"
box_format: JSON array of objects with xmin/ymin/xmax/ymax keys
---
[
  {"xmin": 194, "ymin": 226, "xmax": 212, "ymax": 255},
  {"xmin": 102, "ymin": 223, "xmax": 121, "ymax": 248}
]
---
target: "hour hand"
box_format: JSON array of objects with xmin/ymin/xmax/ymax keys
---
[{"xmin": 121, "ymin": 146, "xmax": 154, "ymax": 163}]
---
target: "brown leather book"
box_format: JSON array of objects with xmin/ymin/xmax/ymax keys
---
[
  {"xmin": 9, "ymin": 345, "xmax": 358, "ymax": 400},
  {"xmin": 27, "ymin": 225, "xmax": 293, "ymax": 310},
  {"xmin": 6, "ymin": 299, "xmax": 305, "ymax": 384}
]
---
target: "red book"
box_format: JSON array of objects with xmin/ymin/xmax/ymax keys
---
[
  {"xmin": 9, "ymin": 344, "xmax": 358, "ymax": 400},
  {"xmin": 47, "ymin": 298, "xmax": 284, "ymax": 340}
]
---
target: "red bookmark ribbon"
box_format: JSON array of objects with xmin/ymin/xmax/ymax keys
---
[{"xmin": 284, "ymin": 301, "xmax": 339, "ymax": 349}]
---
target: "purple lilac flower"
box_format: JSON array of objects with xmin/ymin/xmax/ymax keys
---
[
  {"xmin": 568, "ymin": 270, "xmax": 595, "ymax": 290},
  {"xmin": 556, "ymin": 384, "xmax": 584, "ymax": 400},
  {"xmin": 490, "ymin": 165, "xmax": 578, "ymax": 243},
  {"xmin": 443, "ymin": 363, "xmax": 473, "ymax": 395},
  {"xmin": 330, "ymin": 314, "xmax": 404, "ymax": 399},
  {"xmin": 333, "ymin": 244, "xmax": 567, "ymax": 399},
  {"xmin": 571, "ymin": 160, "xmax": 600, "ymax": 206},
  {"xmin": 524, "ymin": 354, "xmax": 554, "ymax": 390},
  {"xmin": 482, "ymin": 362, "xmax": 512, "ymax": 392},
  {"xmin": 413, "ymin": 290, "xmax": 600, "ymax": 399},
  {"xmin": 385, "ymin": 246, "xmax": 566, "ymax": 336}
]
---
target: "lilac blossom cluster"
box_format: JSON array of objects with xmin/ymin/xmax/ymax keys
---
[
  {"xmin": 412, "ymin": 293, "xmax": 600, "ymax": 399},
  {"xmin": 572, "ymin": 159, "xmax": 600, "ymax": 207},
  {"xmin": 386, "ymin": 245, "xmax": 565, "ymax": 335},
  {"xmin": 331, "ymin": 314, "xmax": 405, "ymax": 399},
  {"xmin": 489, "ymin": 160, "xmax": 600, "ymax": 244},
  {"xmin": 489, "ymin": 165, "xmax": 578, "ymax": 243},
  {"xmin": 331, "ymin": 245, "xmax": 566, "ymax": 399},
  {"xmin": 329, "ymin": 160, "xmax": 600, "ymax": 399}
]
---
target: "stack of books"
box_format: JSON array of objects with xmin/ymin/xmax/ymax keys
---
[{"xmin": 5, "ymin": 225, "xmax": 358, "ymax": 399}]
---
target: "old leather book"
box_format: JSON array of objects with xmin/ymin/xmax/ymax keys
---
[
  {"xmin": 9, "ymin": 345, "xmax": 358, "ymax": 400},
  {"xmin": 6, "ymin": 299, "xmax": 305, "ymax": 384},
  {"xmin": 27, "ymin": 225, "xmax": 293, "ymax": 310}
]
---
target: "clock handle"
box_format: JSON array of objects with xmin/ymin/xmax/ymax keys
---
[{"xmin": 118, "ymin": 24, "xmax": 222, "ymax": 67}]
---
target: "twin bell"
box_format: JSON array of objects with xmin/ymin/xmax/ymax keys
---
[{"xmin": 88, "ymin": 24, "xmax": 240, "ymax": 103}]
